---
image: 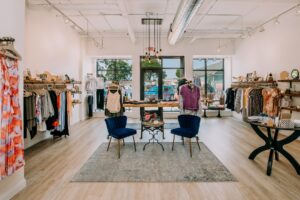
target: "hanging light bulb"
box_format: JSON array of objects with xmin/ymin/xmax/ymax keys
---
[{"xmin": 65, "ymin": 18, "xmax": 69, "ymax": 24}]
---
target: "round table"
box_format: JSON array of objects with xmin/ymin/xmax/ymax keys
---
[
  {"xmin": 141, "ymin": 121, "xmax": 165, "ymax": 151},
  {"xmin": 248, "ymin": 122, "xmax": 300, "ymax": 176}
]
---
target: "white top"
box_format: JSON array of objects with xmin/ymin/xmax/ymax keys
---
[
  {"xmin": 85, "ymin": 77, "xmax": 98, "ymax": 93},
  {"xmin": 96, "ymin": 77, "xmax": 104, "ymax": 89},
  {"xmin": 106, "ymin": 90, "xmax": 121, "ymax": 113}
]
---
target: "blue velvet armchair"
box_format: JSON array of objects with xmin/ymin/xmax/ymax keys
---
[
  {"xmin": 105, "ymin": 116, "xmax": 137, "ymax": 158},
  {"xmin": 170, "ymin": 115, "xmax": 201, "ymax": 157}
]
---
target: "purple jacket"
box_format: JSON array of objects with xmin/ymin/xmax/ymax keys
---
[{"xmin": 180, "ymin": 85, "xmax": 200, "ymax": 111}]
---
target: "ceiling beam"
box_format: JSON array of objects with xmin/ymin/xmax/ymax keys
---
[{"xmin": 117, "ymin": 0, "xmax": 136, "ymax": 44}]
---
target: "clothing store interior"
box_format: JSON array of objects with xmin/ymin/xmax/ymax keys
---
[{"xmin": 1, "ymin": 0, "xmax": 300, "ymax": 200}]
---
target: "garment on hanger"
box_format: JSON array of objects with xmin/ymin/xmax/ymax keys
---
[
  {"xmin": 225, "ymin": 88, "xmax": 236, "ymax": 111},
  {"xmin": 24, "ymin": 94, "xmax": 37, "ymax": 138},
  {"xmin": 85, "ymin": 76, "xmax": 97, "ymax": 94},
  {"xmin": 106, "ymin": 89, "xmax": 121, "ymax": 113},
  {"xmin": 105, "ymin": 84, "xmax": 124, "ymax": 117},
  {"xmin": 234, "ymin": 88, "xmax": 243, "ymax": 113},
  {"xmin": 67, "ymin": 91, "xmax": 73, "ymax": 118},
  {"xmin": 262, "ymin": 88, "xmax": 280, "ymax": 117},
  {"xmin": 46, "ymin": 90, "xmax": 59, "ymax": 130},
  {"xmin": 87, "ymin": 95, "xmax": 93, "ymax": 117},
  {"xmin": 248, "ymin": 88, "xmax": 263, "ymax": 117},
  {"xmin": 0, "ymin": 54, "xmax": 24, "ymax": 180},
  {"xmin": 96, "ymin": 76, "xmax": 105, "ymax": 89},
  {"xmin": 97, "ymin": 89, "xmax": 105, "ymax": 110},
  {"xmin": 178, "ymin": 85, "xmax": 202, "ymax": 116},
  {"xmin": 180, "ymin": 84, "xmax": 201, "ymax": 111}
]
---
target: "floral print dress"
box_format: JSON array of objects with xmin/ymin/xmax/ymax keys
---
[{"xmin": 0, "ymin": 55, "xmax": 24, "ymax": 180}]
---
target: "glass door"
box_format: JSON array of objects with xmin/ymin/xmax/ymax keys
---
[{"xmin": 141, "ymin": 69, "xmax": 162, "ymax": 101}]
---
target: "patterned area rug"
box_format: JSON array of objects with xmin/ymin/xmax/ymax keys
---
[
  {"xmin": 72, "ymin": 142, "xmax": 236, "ymax": 182},
  {"xmin": 127, "ymin": 123, "xmax": 179, "ymax": 130}
]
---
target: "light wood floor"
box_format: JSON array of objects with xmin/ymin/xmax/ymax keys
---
[{"xmin": 12, "ymin": 117, "xmax": 300, "ymax": 200}]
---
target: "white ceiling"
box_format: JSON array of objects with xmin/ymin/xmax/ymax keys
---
[{"xmin": 27, "ymin": 0, "xmax": 300, "ymax": 40}]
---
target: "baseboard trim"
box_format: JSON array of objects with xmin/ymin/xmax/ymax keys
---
[{"xmin": 0, "ymin": 170, "xmax": 26, "ymax": 200}]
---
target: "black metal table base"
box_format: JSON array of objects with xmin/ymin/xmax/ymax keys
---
[
  {"xmin": 249, "ymin": 124, "xmax": 300, "ymax": 176},
  {"xmin": 142, "ymin": 129, "xmax": 164, "ymax": 151}
]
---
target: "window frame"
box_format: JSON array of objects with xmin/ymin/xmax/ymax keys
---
[
  {"xmin": 193, "ymin": 58, "xmax": 225, "ymax": 97},
  {"xmin": 96, "ymin": 58, "xmax": 133, "ymax": 81}
]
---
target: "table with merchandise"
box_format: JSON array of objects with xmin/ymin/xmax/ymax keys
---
[{"xmin": 247, "ymin": 121, "xmax": 300, "ymax": 176}]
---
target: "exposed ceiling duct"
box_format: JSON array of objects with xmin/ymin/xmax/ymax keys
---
[{"xmin": 168, "ymin": 0, "xmax": 203, "ymax": 45}]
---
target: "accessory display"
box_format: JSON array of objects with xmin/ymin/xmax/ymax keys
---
[{"xmin": 291, "ymin": 69, "xmax": 299, "ymax": 79}]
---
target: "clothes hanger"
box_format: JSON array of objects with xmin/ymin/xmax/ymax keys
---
[{"xmin": 0, "ymin": 37, "xmax": 22, "ymax": 60}]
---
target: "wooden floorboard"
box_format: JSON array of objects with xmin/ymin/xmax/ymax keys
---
[{"xmin": 12, "ymin": 117, "xmax": 300, "ymax": 200}]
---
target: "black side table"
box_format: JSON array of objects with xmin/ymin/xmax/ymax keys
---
[
  {"xmin": 142, "ymin": 121, "xmax": 165, "ymax": 151},
  {"xmin": 248, "ymin": 122, "xmax": 300, "ymax": 176}
]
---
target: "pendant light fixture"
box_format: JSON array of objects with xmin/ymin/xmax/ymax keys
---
[{"xmin": 142, "ymin": 13, "xmax": 163, "ymax": 61}]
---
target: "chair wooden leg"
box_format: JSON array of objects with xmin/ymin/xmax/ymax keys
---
[
  {"xmin": 133, "ymin": 136, "xmax": 136, "ymax": 152},
  {"xmin": 140, "ymin": 125, "xmax": 143, "ymax": 139},
  {"xmin": 172, "ymin": 134, "xmax": 175, "ymax": 151},
  {"xmin": 123, "ymin": 138, "xmax": 125, "ymax": 146},
  {"xmin": 107, "ymin": 136, "xmax": 112, "ymax": 151},
  {"xmin": 118, "ymin": 139, "xmax": 121, "ymax": 159},
  {"xmin": 189, "ymin": 138, "xmax": 192, "ymax": 157},
  {"xmin": 196, "ymin": 136, "xmax": 201, "ymax": 151}
]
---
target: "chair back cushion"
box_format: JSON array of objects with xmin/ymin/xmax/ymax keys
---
[
  {"xmin": 105, "ymin": 116, "xmax": 127, "ymax": 134},
  {"xmin": 178, "ymin": 115, "xmax": 201, "ymax": 133}
]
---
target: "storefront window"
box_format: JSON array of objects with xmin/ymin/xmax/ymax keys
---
[
  {"xmin": 193, "ymin": 58, "xmax": 224, "ymax": 100},
  {"xmin": 96, "ymin": 59, "xmax": 133, "ymax": 99}
]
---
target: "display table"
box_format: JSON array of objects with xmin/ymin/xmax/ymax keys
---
[
  {"xmin": 202, "ymin": 105, "xmax": 225, "ymax": 118},
  {"xmin": 142, "ymin": 121, "xmax": 165, "ymax": 151},
  {"xmin": 123, "ymin": 101, "xmax": 179, "ymax": 108},
  {"xmin": 123, "ymin": 101, "xmax": 179, "ymax": 139},
  {"xmin": 248, "ymin": 122, "xmax": 300, "ymax": 176}
]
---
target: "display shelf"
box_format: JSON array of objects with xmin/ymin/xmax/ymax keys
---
[
  {"xmin": 232, "ymin": 81, "xmax": 277, "ymax": 84},
  {"xmin": 280, "ymin": 107, "xmax": 300, "ymax": 112},
  {"xmin": 278, "ymin": 79, "xmax": 300, "ymax": 83},
  {"xmin": 283, "ymin": 92, "xmax": 300, "ymax": 97},
  {"xmin": 66, "ymin": 81, "xmax": 82, "ymax": 84},
  {"xmin": 72, "ymin": 100, "xmax": 82, "ymax": 105}
]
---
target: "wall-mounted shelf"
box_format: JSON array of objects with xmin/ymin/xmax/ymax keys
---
[
  {"xmin": 66, "ymin": 81, "xmax": 82, "ymax": 84},
  {"xmin": 281, "ymin": 107, "xmax": 300, "ymax": 112},
  {"xmin": 278, "ymin": 79, "xmax": 300, "ymax": 83}
]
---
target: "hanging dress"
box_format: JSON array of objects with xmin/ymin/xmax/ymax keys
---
[{"xmin": 0, "ymin": 55, "xmax": 24, "ymax": 180}]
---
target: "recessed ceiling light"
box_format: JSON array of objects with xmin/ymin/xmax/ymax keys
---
[{"xmin": 259, "ymin": 26, "xmax": 265, "ymax": 32}]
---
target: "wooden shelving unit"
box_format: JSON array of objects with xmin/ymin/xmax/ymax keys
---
[
  {"xmin": 281, "ymin": 107, "xmax": 300, "ymax": 112},
  {"xmin": 283, "ymin": 93, "xmax": 300, "ymax": 97},
  {"xmin": 278, "ymin": 79, "xmax": 300, "ymax": 113},
  {"xmin": 278, "ymin": 79, "xmax": 300, "ymax": 82}
]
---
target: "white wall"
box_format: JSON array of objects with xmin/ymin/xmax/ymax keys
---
[
  {"xmin": 232, "ymin": 11, "xmax": 300, "ymax": 119},
  {"xmin": 0, "ymin": 1, "xmax": 26, "ymax": 199},
  {"xmin": 24, "ymin": 8, "xmax": 84, "ymax": 147},
  {"xmin": 87, "ymin": 37, "xmax": 235, "ymax": 118}
]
